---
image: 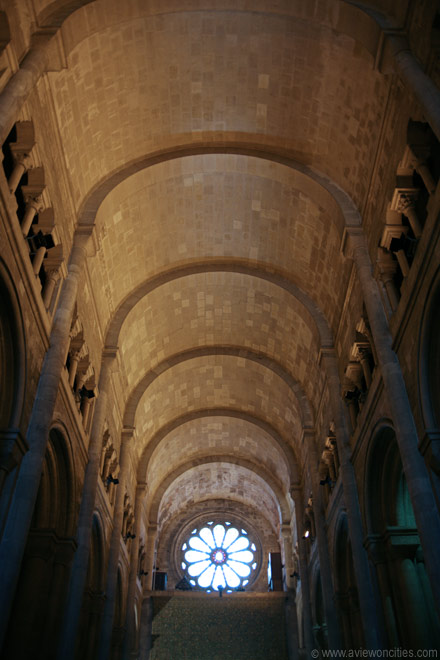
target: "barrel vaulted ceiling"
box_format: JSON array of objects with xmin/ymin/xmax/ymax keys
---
[{"xmin": 28, "ymin": 0, "xmax": 413, "ymax": 533}]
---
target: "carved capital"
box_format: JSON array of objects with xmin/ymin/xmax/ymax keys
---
[
  {"xmin": 24, "ymin": 192, "xmax": 44, "ymax": 212},
  {"xmin": 392, "ymin": 190, "xmax": 419, "ymax": 214},
  {"xmin": 11, "ymin": 151, "xmax": 33, "ymax": 170}
]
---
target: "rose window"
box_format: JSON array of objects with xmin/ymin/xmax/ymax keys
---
[{"xmin": 180, "ymin": 522, "xmax": 258, "ymax": 591}]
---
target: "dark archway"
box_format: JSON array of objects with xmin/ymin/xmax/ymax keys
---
[
  {"xmin": 366, "ymin": 426, "xmax": 440, "ymax": 649},
  {"xmin": 0, "ymin": 259, "xmax": 26, "ymax": 520},
  {"xmin": 311, "ymin": 568, "xmax": 328, "ymax": 652},
  {"xmin": 334, "ymin": 513, "xmax": 363, "ymax": 649},
  {"xmin": 111, "ymin": 567, "xmax": 126, "ymax": 660},
  {"xmin": 76, "ymin": 512, "xmax": 106, "ymax": 660},
  {"xmin": 3, "ymin": 429, "xmax": 77, "ymax": 660}
]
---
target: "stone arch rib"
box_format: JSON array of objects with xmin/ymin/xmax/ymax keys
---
[{"xmin": 136, "ymin": 407, "xmax": 300, "ymax": 486}]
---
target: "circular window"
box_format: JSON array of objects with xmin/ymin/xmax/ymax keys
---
[{"xmin": 180, "ymin": 521, "xmax": 258, "ymax": 591}]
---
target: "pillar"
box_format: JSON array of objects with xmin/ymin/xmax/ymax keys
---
[
  {"xmin": 343, "ymin": 389, "xmax": 358, "ymax": 430},
  {"xmin": 413, "ymin": 158, "xmax": 436, "ymax": 196},
  {"xmin": 56, "ymin": 347, "xmax": 117, "ymax": 660},
  {"xmin": 80, "ymin": 393, "xmax": 94, "ymax": 430},
  {"xmin": 8, "ymin": 153, "xmax": 32, "ymax": 195},
  {"xmin": 347, "ymin": 229, "xmax": 440, "ymax": 617},
  {"xmin": 357, "ymin": 348, "xmax": 372, "ymax": 389},
  {"xmin": 394, "ymin": 247, "xmax": 410, "ymax": 277},
  {"xmin": 144, "ymin": 525, "xmax": 158, "ymax": 591},
  {"xmin": 281, "ymin": 523, "xmax": 295, "ymax": 590},
  {"xmin": 364, "ymin": 537, "xmax": 399, "ymax": 647},
  {"xmin": 122, "ymin": 481, "xmax": 147, "ymax": 660},
  {"xmin": 285, "ymin": 590, "xmax": 300, "ymax": 660},
  {"xmin": 398, "ymin": 197, "xmax": 422, "ymax": 240},
  {"xmin": 306, "ymin": 434, "xmax": 342, "ymax": 650},
  {"xmin": 321, "ymin": 349, "xmax": 382, "ymax": 649},
  {"xmin": 21, "ymin": 194, "xmax": 43, "ymax": 236},
  {"xmin": 390, "ymin": 38, "xmax": 440, "ymax": 145},
  {"xmin": 138, "ymin": 596, "xmax": 153, "ymax": 660},
  {"xmin": 0, "ymin": 38, "xmax": 51, "ymax": 145},
  {"xmin": 42, "ymin": 267, "xmax": 60, "ymax": 309},
  {"xmin": 376, "ymin": 248, "xmax": 399, "ymax": 312},
  {"xmin": 32, "ymin": 245, "xmax": 46, "ymax": 276},
  {"xmin": 0, "ymin": 229, "xmax": 90, "ymax": 649},
  {"xmin": 68, "ymin": 350, "xmax": 81, "ymax": 388},
  {"xmin": 97, "ymin": 429, "xmax": 133, "ymax": 660},
  {"xmin": 290, "ymin": 486, "xmax": 314, "ymax": 656}
]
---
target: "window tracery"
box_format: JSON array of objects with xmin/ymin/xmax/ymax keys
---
[{"xmin": 180, "ymin": 521, "xmax": 258, "ymax": 591}]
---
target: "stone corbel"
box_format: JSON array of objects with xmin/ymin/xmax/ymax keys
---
[
  {"xmin": 8, "ymin": 122, "xmax": 35, "ymax": 193},
  {"xmin": 351, "ymin": 341, "xmax": 372, "ymax": 388},
  {"xmin": 80, "ymin": 379, "xmax": 96, "ymax": 428},
  {"xmin": 345, "ymin": 361, "xmax": 363, "ymax": 390},
  {"xmin": 319, "ymin": 448, "xmax": 335, "ymax": 484},
  {"xmin": 390, "ymin": 180, "xmax": 422, "ymax": 239},
  {"xmin": 381, "ymin": 220, "xmax": 410, "ymax": 277},
  {"xmin": 74, "ymin": 358, "xmax": 91, "ymax": 404}
]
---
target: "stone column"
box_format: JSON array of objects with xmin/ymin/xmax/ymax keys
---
[
  {"xmin": 306, "ymin": 433, "xmax": 342, "ymax": 650},
  {"xmin": 97, "ymin": 429, "xmax": 133, "ymax": 660},
  {"xmin": 285, "ymin": 589, "xmax": 300, "ymax": 660},
  {"xmin": 138, "ymin": 595, "xmax": 154, "ymax": 660},
  {"xmin": 41, "ymin": 244, "xmax": 64, "ymax": 310},
  {"xmin": 32, "ymin": 245, "xmax": 46, "ymax": 276},
  {"xmin": 390, "ymin": 38, "xmax": 440, "ymax": 145},
  {"xmin": 343, "ymin": 389, "xmax": 358, "ymax": 431},
  {"xmin": 321, "ymin": 349, "xmax": 382, "ymax": 649},
  {"xmin": 42, "ymin": 267, "xmax": 60, "ymax": 309},
  {"xmin": 364, "ymin": 536, "xmax": 399, "ymax": 647},
  {"xmin": 68, "ymin": 349, "xmax": 81, "ymax": 388},
  {"xmin": 413, "ymin": 157, "xmax": 436, "ymax": 196},
  {"xmin": 290, "ymin": 487, "xmax": 314, "ymax": 656},
  {"xmin": 144, "ymin": 525, "xmax": 158, "ymax": 591},
  {"xmin": 393, "ymin": 245, "xmax": 410, "ymax": 277},
  {"xmin": 80, "ymin": 393, "xmax": 94, "ymax": 431},
  {"xmin": 376, "ymin": 248, "xmax": 399, "ymax": 312},
  {"xmin": 56, "ymin": 347, "xmax": 117, "ymax": 660},
  {"xmin": 397, "ymin": 195, "xmax": 422, "ymax": 240},
  {"xmin": 21, "ymin": 194, "xmax": 44, "ymax": 236},
  {"xmin": 122, "ymin": 481, "xmax": 147, "ymax": 660},
  {"xmin": 0, "ymin": 37, "xmax": 51, "ymax": 145},
  {"xmin": 0, "ymin": 229, "xmax": 90, "ymax": 649},
  {"xmin": 281, "ymin": 523, "xmax": 295, "ymax": 590},
  {"xmin": 8, "ymin": 153, "xmax": 32, "ymax": 195},
  {"xmin": 347, "ymin": 229, "xmax": 440, "ymax": 616},
  {"xmin": 357, "ymin": 347, "xmax": 372, "ymax": 389}
]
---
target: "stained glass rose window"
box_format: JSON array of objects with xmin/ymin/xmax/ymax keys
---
[{"xmin": 180, "ymin": 521, "xmax": 258, "ymax": 591}]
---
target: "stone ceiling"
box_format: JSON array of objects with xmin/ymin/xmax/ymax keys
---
[{"xmin": 35, "ymin": 0, "xmax": 402, "ymax": 537}]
